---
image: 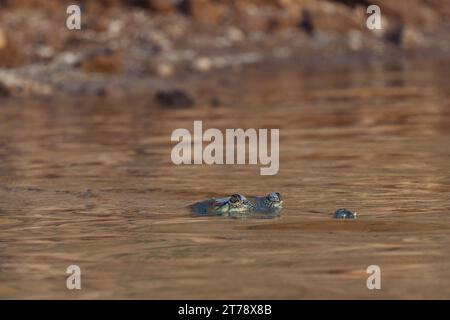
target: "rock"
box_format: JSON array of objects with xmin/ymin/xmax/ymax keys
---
[
  {"xmin": 155, "ymin": 90, "xmax": 195, "ymax": 109},
  {"xmin": 78, "ymin": 189, "xmax": 93, "ymax": 199},
  {"xmin": 149, "ymin": 32, "xmax": 173, "ymax": 52},
  {"xmin": 402, "ymin": 26, "xmax": 425, "ymax": 49},
  {"xmin": 124, "ymin": 0, "xmax": 151, "ymax": 8},
  {"xmin": 55, "ymin": 52, "xmax": 81, "ymax": 66},
  {"xmin": 126, "ymin": 0, "xmax": 177, "ymax": 13},
  {"xmin": 0, "ymin": 33, "xmax": 25, "ymax": 68},
  {"xmin": 148, "ymin": 0, "xmax": 177, "ymax": 13},
  {"xmin": 225, "ymin": 26, "xmax": 245, "ymax": 43},
  {"xmin": 347, "ymin": 30, "xmax": 364, "ymax": 51},
  {"xmin": 231, "ymin": 0, "xmax": 288, "ymax": 9},
  {"xmin": 0, "ymin": 72, "xmax": 52, "ymax": 96},
  {"xmin": 301, "ymin": 1, "xmax": 365, "ymax": 35},
  {"xmin": 96, "ymin": 87, "xmax": 109, "ymax": 97},
  {"xmin": 238, "ymin": 6, "xmax": 270, "ymax": 33},
  {"xmin": 156, "ymin": 63, "xmax": 174, "ymax": 77},
  {"xmin": 80, "ymin": 49, "xmax": 122, "ymax": 74},
  {"xmin": 210, "ymin": 97, "xmax": 221, "ymax": 107},
  {"xmin": 272, "ymin": 46, "xmax": 291, "ymax": 59},
  {"xmin": 145, "ymin": 60, "xmax": 175, "ymax": 77},
  {"xmin": 107, "ymin": 20, "xmax": 124, "ymax": 36},
  {"xmin": 0, "ymin": 29, "xmax": 6, "ymax": 50},
  {"xmin": 36, "ymin": 45, "xmax": 55, "ymax": 60},
  {"xmin": 383, "ymin": 18, "xmax": 404, "ymax": 46},
  {"xmin": 298, "ymin": 9, "xmax": 314, "ymax": 37}
]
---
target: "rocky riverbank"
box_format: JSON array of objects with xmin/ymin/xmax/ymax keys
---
[{"xmin": 1, "ymin": 0, "xmax": 450, "ymax": 97}]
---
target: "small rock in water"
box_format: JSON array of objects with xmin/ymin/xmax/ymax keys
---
[
  {"xmin": 155, "ymin": 90, "xmax": 195, "ymax": 109},
  {"xmin": 193, "ymin": 57, "xmax": 212, "ymax": 72},
  {"xmin": 333, "ymin": 208, "xmax": 357, "ymax": 219},
  {"xmin": 0, "ymin": 28, "xmax": 6, "ymax": 49}
]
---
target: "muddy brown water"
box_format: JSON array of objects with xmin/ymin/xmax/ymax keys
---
[{"xmin": 1, "ymin": 62, "xmax": 450, "ymax": 299}]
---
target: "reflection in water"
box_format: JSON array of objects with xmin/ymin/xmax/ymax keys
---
[{"xmin": 1, "ymin": 63, "xmax": 450, "ymax": 299}]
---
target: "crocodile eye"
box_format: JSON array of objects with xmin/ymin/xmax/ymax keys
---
[{"xmin": 267, "ymin": 192, "xmax": 281, "ymax": 202}]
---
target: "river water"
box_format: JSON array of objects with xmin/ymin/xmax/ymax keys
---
[{"xmin": 1, "ymin": 61, "xmax": 450, "ymax": 299}]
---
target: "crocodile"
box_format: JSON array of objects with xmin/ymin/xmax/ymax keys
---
[{"xmin": 191, "ymin": 192, "xmax": 283, "ymax": 218}]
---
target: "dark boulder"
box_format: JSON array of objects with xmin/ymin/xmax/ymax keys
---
[{"xmin": 155, "ymin": 89, "xmax": 195, "ymax": 109}]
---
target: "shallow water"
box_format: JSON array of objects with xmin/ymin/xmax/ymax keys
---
[{"xmin": 1, "ymin": 62, "xmax": 450, "ymax": 299}]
